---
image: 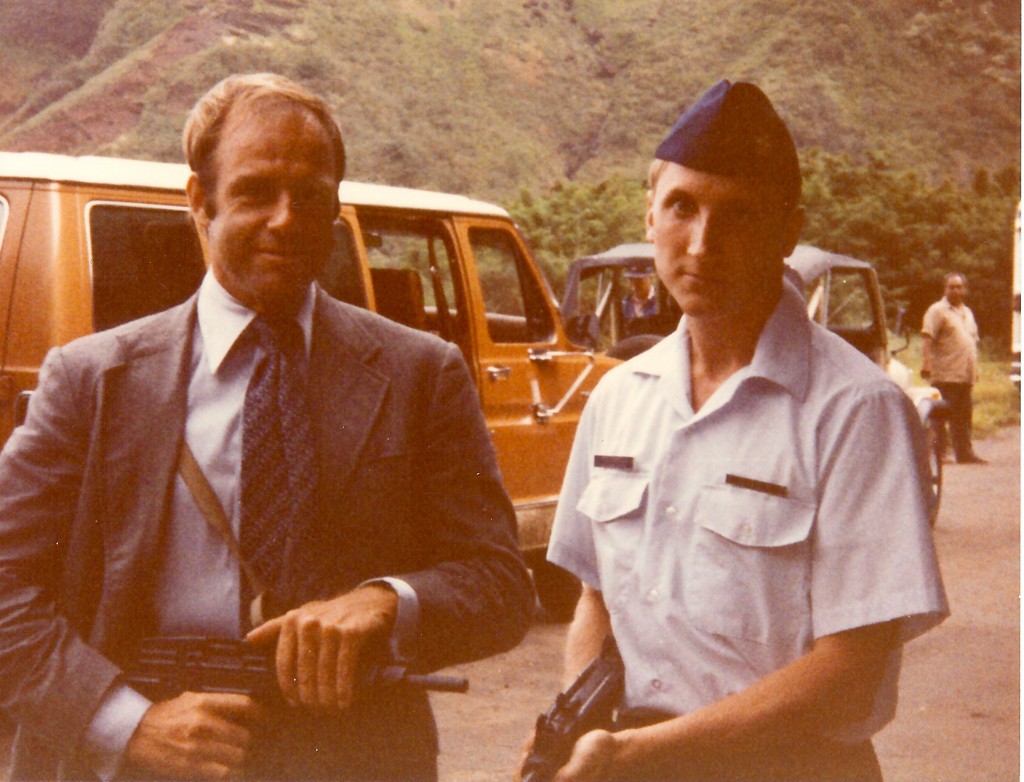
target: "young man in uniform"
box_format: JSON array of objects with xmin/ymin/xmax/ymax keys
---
[{"xmin": 531, "ymin": 80, "xmax": 948, "ymax": 781}]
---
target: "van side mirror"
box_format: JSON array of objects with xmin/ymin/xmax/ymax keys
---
[
  {"xmin": 892, "ymin": 306, "xmax": 911, "ymax": 355},
  {"xmin": 894, "ymin": 306, "xmax": 908, "ymax": 335}
]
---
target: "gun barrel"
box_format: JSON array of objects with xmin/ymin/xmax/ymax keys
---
[
  {"xmin": 404, "ymin": 673, "xmax": 469, "ymax": 693},
  {"xmin": 378, "ymin": 666, "xmax": 469, "ymax": 693}
]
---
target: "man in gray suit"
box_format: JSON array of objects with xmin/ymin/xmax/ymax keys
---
[{"xmin": 0, "ymin": 73, "xmax": 533, "ymax": 781}]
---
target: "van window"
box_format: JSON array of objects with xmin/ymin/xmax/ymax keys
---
[
  {"xmin": 318, "ymin": 220, "xmax": 367, "ymax": 308},
  {"xmin": 359, "ymin": 214, "xmax": 463, "ymax": 344},
  {"xmin": 470, "ymin": 227, "xmax": 554, "ymax": 344},
  {"xmin": 89, "ymin": 204, "xmax": 206, "ymax": 331}
]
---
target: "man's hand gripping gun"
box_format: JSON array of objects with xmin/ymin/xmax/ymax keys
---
[
  {"xmin": 123, "ymin": 636, "xmax": 469, "ymax": 704},
  {"xmin": 521, "ymin": 635, "xmax": 625, "ymax": 782}
]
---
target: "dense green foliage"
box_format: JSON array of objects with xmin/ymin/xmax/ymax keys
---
[
  {"xmin": 0, "ymin": 0, "xmax": 1018, "ymax": 200},
  {"xmin": 0, "ymin": 0, "xmax": 1018, "ymax": 344},
  {"xmin": 509, "ymin": 152, "xmax": 1021, "ymax": 344},
  {"xmin": 800, "ymin": 150, "xmax": 1020, "ymax": 341},
  {"xmin": 509, "ymin": 177, "xmax": 647, "ymax": 289}
]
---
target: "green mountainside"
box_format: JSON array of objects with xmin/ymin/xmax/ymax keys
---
[
  {"xmin": 0, "ymin": 0, "xmax": 1019, "ymax": 340},
  {"xmin": 0, "ymin": 0, "xmax": 1019, "ymax": 202}
]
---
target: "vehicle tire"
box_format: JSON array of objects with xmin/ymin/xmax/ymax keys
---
[
  {"xmin": 606, "ymin": 334, "xmax": 662, "ymax": 360},
  {"xmin": 925, "ymin": 416, "xmax": 944, "ymax": 527},
  {"xmin": 531, "ymin": 559, "xmax": 581, "ymax": 623}
]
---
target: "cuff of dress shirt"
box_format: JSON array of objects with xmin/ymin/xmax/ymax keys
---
[
  {"xmin": 81, "ymin": 683, "xmax": 152, "ymax": 782},
  {"xmin": 361, "ymin": 576, "xmax": 420, "ymax": 664}
]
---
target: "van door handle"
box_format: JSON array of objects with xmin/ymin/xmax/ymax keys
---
[
  {"xmin": 526, "ymin": 351, "xmax": 596, "ymax": 424},
  {"xmin": 486, "ymin": 365, "xmax": 512, "ymax": 381}
]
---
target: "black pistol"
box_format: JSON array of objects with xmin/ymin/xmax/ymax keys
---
[
  {"xmin": 521, "ymin": 635, "xmax": 625, "ymax": 782},
  {"xmin": 123, "ymin": 636, "xmax": 468, "ymax": 704}
]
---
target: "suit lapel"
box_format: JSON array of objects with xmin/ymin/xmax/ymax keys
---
[
  {"xmin": 94, "ymin": 298, "xmax": 195, "ymax": 641},
  {"xmin": 308, "ymin": 290, "xmax": 389, "ymax": 496}
]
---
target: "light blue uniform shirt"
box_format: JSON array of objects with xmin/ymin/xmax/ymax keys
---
[
  {"xmin": 83, "ymin": 273, "xmax": 418, "ymax": 777},
  {"xmin": 548, "ymin": 282, "xmax": 949, "ymax": 742}
]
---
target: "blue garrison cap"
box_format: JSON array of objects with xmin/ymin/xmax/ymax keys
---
[{"xmin": 655, "ymin": 80, "xmax": 801, "ymax": 206}]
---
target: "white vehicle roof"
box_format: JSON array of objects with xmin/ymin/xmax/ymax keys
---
[{"xmin": 0, "ymin": 151, "xmax": 509, "ymax": 218}]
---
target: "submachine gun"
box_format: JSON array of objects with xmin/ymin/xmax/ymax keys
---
[
  {"xmin": 123, "ymin": 636, "xmax": 469, "ymax": 704},
  {"xmin": 521, "ymin": 634, "xmax": 625, "ymax": 782}
]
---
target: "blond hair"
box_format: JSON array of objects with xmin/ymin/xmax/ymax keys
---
[
  {"xmin": 647, "ymin": 159, "xmax": 670, "ymax": 192},
  {"xmin": 183, "ymin": 73, "xmax": 346, "ymax": 190}
]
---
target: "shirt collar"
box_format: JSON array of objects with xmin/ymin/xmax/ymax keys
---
[
  {"xmin": 630, "ymin": 279, "xmax": 812, "ymax": 403},
  {"xmin": 746, "ymin": 281, "xmax": 812, "ymax": 400},
  {"xmin": 197, "ymin": 272, "xmax": 315, "ymax": 375}
]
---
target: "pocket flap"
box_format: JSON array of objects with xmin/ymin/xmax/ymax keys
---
[
  {"xmin": 577, "ymin": 472, "xmax": 648, "ymax": 523},
  {"xmin": 697, "ymin": 485, "xmax": 814, "ymax": 547}
]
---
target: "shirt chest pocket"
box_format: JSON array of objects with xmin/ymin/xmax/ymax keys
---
[
  {"xmin": 577, "ymin": 471, "xmax": 648, "ymax": 522},
  {"xmin": 577, "ymin": 472, "xmax": 649, "ymax": 606},
  {"xmin": 685, "ymin": 484, "xmax": 815, "ymax": 644}
]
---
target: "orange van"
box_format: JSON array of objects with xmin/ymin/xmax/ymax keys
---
[{"xmin": 0, "ymin": 152, "xmax": 617, "ymax": 616}]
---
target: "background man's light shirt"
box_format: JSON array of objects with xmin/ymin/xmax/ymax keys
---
[{"xmin": 922, "ymin": 297, "xmax": 979, "ymax": 383}]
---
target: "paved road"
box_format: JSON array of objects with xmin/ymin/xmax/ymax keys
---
[
  {"xmin": 871, "ymin": 426, "xmax": 1020, "ymax": 781},
  {"xmin": 433, "ymin": 426, "xmax": 1021, "ymax": 781}
]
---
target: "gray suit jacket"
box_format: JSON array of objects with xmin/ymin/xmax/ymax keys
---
[{"xmin": 0, "ymin": 288, "xmax": 533, "ymax": 779}]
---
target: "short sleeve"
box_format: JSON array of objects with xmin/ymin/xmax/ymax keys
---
[
  {"xmin": 967, "ymin": 308, "xmax": 980, "ymax": 341},
  {"xmin": 920, "ymin": 305, "xmax": 942, "ymax": 338},
  {"xmin": 810, "ymin": 383, "xmax": 949, "ymax": 643},
  {"xmin": 546, "ymin": 398, "xmax": 601, "ymax": 589}
]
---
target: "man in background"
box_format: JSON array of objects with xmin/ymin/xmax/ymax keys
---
[
  {"xmin": 621, "ymin": 270, "xmax": 659, "ymax": 337},
  {"xmin": 921, "ymin": 272, "xmax": 987, "ymax": 464}
]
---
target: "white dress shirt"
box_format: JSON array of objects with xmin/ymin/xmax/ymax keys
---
[
  {"xmin": 548, "ymin": 281, "xmax": 949, "ymax": 743},
  {"xmin": 83, "ymin": 273, "xmax": 417, "ymax": 778}
]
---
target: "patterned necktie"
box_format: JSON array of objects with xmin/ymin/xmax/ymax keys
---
[{"xmin": 239, "ymin": 315, "xmax": 317, "ymax": 622}]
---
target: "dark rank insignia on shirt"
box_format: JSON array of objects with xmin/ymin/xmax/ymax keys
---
[
  {"xmin": 594, "ymin": 455, "xmax": 634, "ymax": 471},
  {"xmin": 725, "ymin": 473, "xmax": 788, "ymax": 497}
]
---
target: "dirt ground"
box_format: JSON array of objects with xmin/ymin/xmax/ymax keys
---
[
  {"xmin": 2, "ymin": 428, "xmax": 1018, "ymax": 780},
  {"xmin": 432, "ymin": 426, "xmax": 1022, "ymax": 781},
  {"xmin": 870, "ymin": 426, "xmax": 1020, "ymax": 781}
]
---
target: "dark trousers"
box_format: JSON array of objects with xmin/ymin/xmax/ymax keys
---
[
  {"xmin": 602, "ymin": 739, "xmax": 883, "ymax": 782},
  {"xmin": 612, "ymin": 710, "xmax": 882, "ymax": 782},
  {"xmin": 247, "ymin": 701, "xmax": 439, "ymax": 782},
  {"xmin": 933, "ymin": 382, "xmax": 975, "ymax": 460}
]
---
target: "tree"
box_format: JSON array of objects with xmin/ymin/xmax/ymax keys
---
[
  {"xmin": 800, "ymin": 149, "xmax": 1020, "ymax": 346},
  {"xmin": 512, "ymin": 151, "xmax": 1020, "ymax": 347},
  {"xmin": 508, "ymin": 177, "xmax": 646, "ymax": 295}
]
